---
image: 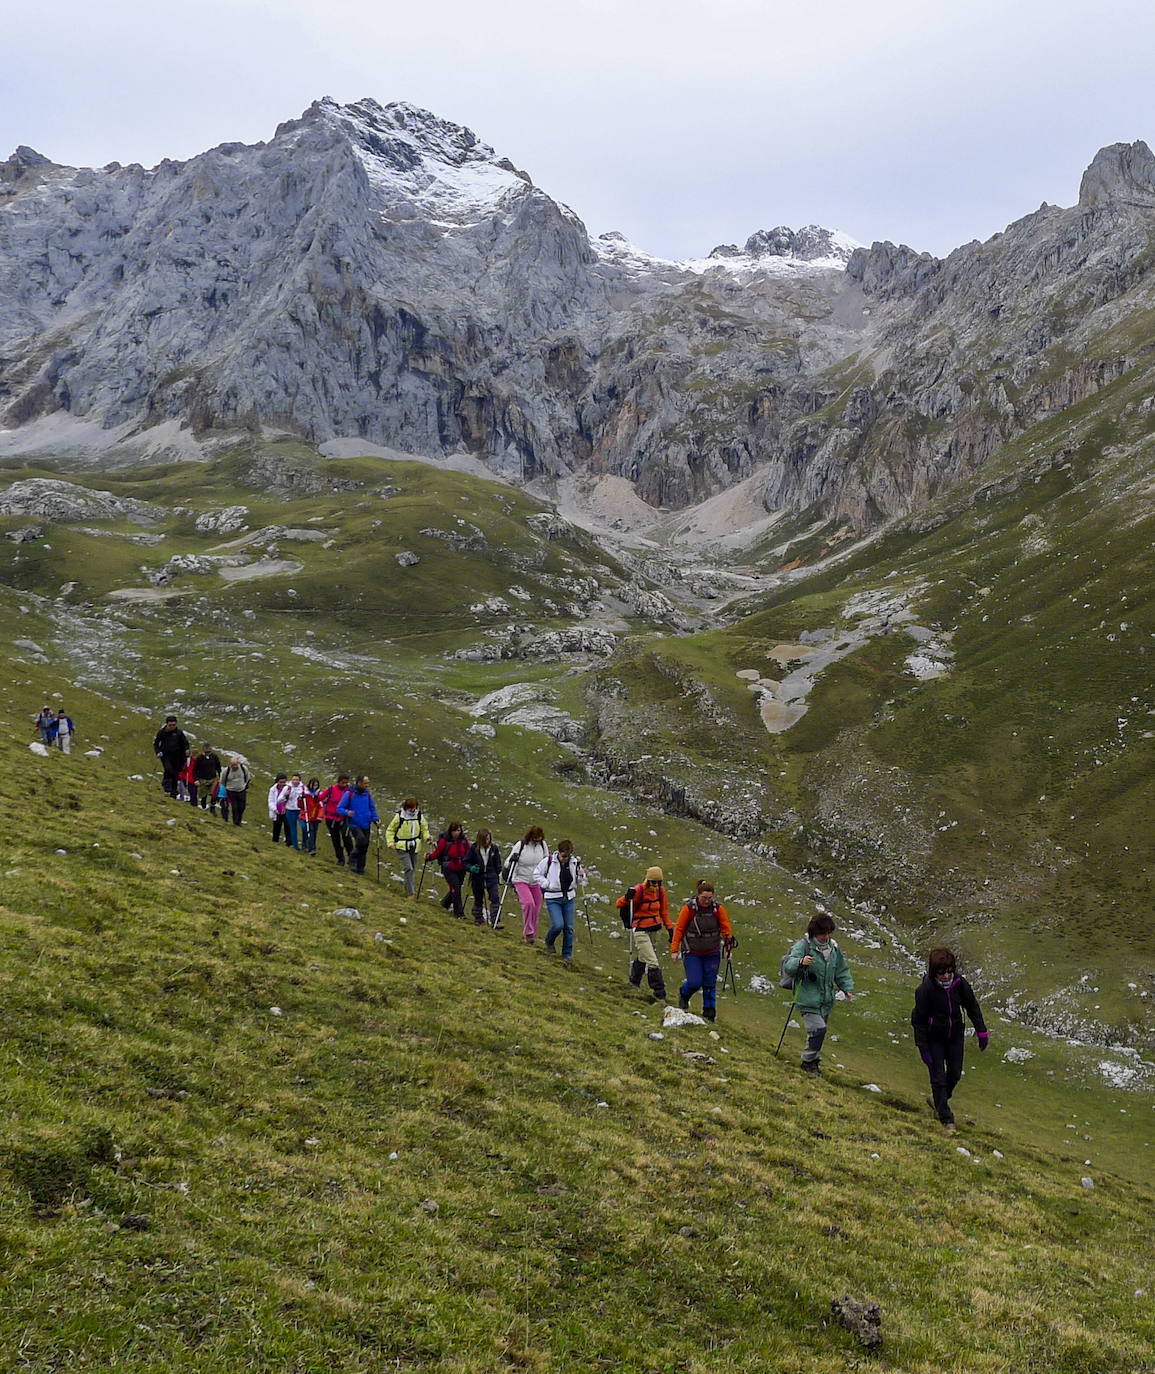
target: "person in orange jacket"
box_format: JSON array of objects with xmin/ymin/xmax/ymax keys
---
[
  {"xmin": 671, "ymin": 880, "xmax": 735, "ymax": 1022},
  {"xmin": 616, "ymin": 865, "xmax": 672, "ymax": 1002}
]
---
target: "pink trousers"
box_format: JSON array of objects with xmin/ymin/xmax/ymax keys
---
[{"xmin": 516, "ymin": 882, "xmax": 544, "ymax": 939}]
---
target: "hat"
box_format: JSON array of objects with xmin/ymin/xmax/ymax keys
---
[{"xmin": 645, "ymin": 866, "xmax": 664, "ymax": 883}]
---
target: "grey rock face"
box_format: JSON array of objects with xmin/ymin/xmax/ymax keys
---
[
  {"xmin": 2, "ymin": 97, "xmax": 1154, "ymax": 529},
  {"xmin": 0, "ymin": 478, "xmax": 160, "ymax": 525},
  {"xmin": 1079, "ymin": 140, "xmax": 1155, "ymax": 208}
]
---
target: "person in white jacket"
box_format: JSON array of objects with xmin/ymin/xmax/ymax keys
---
[
  {"xmin": 532, "ymin": 839, "xmax": 586, "ymax": 962},
  {"xmin": 275, "ymin": 773, "xmax": 306, "ymax": 851},
  {"xmin": 268, "ymin": 773, "xmax": 292, "ymax": 847},
  {"xmin": 505, "ymin": 826, "xmax": 549, "ymax": 943}
]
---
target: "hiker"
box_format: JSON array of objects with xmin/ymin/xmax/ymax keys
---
[
  {"xmin": 153, "ymin": 715, "xmax": 190, "ymax": 799},
  {"xmin": 783, "ymin": 913, "xmax": 855, "ymax": 1077},
  {"xmin": 300, "ymin": 778, "xmax": 323, "ymax": 855},
  {"xmin": 616, "ymin": 866, "xmax": 673, "ymax": 1002},
  {"xmin": 268, "ymin": 772, "xmax": 292, "ymax": 845},
  {"xmin": 220, "ymin": 755, "xmax": 250, "ymax": 826},
  {"xmin": 34, "ymin": 706, "xmax": 55, "ymax": 747},
  {"xmin": 911, "ymin": 947, "xmax": 989, "ymax": 1134},
  {"xmin": 319, "ymin": 774, "xmax": 355, "ymax": 866},
  {"xmin": 506, "ymin": 826, "xmax": 548, "ymax": 943},
  {"xmin": 671, "ymin": 879, "xmax": 735, "ymax": 1022},
  {"xmin": 428, "ymin": 821, "xmax": 470, "ymax": 918},
  {"xmin": 192, "ymin": 742, "xmax": 222, "ymax": 811},
  {"xmin": 385, "ymin": 797, "xmax": 431, "ymax": 895},
  {"xmin": 535, "ymin": 839, "xmax": 586, "ymax": 962},
  {"xmin": 53, "ymin": 708, "xmax": 75, "ymax": 754},
  {"xmin": 337, "ymin": 775, "xmax": 379, "ymax": 875},
  {"xmin": 276, "ymin": 773, "xmax": 306, "ymax": 851},
  {"xmin": 466, "ymin": 828, "xmax": 503, "ymax": 927},
  {"xmin": 178, "ymin": 753, "xmax": 198, "ymax": 805}
]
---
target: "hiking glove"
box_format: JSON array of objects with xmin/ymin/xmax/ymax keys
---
[
  {"xmin": 977, "ymin": 1032, "xmax": 989, "ymax": 1051},
  {"xmin": 665, "ymin": 927, "xmax": 673, "ymax": 943},
  {"xmin": 920, "ymin": 1050, "xmax": 934, "ymax": 1068},
  {"xmin": 623, "ymin": 886, "xmax": 636, "ymax": 902}
]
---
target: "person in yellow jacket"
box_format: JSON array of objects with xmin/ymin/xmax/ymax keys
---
[
  {"xmin": 615, "ymin": 866, "xmax": 673, "ymax": 1002},
  {"xmin": 385, "ymin": 796, "xmax": 431, "ymax": 896}
]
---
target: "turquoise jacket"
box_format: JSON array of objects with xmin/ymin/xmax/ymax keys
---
[{"xmin": 784, "ymin": 937, "xmax": 854, "ymax": 1013}]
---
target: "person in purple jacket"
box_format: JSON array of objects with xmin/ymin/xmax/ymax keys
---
[{"xmin": 911, "ymin": 947, "xmax": 989, "ymax": 1133}]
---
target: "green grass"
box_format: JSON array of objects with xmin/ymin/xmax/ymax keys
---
[{"xmin": 1, "ymin": 665, "xmax": 1154, "ymax": 1372}]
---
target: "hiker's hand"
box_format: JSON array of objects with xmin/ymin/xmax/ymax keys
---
[
  {"xmin": 977, "ymin": 1031, "xmax": 989, "ymax": 1051},
  {"xmin": 726, "ymin": 937, "xmax": 738, "ymax": 951},
  {"xmin": 843, "ymin": 991, "xmax": 854, "ymax": 1001},
  {"xmin": 801, "ymin": 954, "xmax": 814, "ymax": 967},
  {"xmin": 670, "ymin": 950, "xmax": 681, "ymax": 961},
  {"xmin": 665, "ymin": 928, "xmax": 673, "ymax": 944},
  {"xmin": 623, "ymin": 886, "xmax": 635, "ymax": 902}
]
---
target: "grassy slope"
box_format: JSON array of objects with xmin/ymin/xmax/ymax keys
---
[
  {"xmin": 588, "ymin": 389, "xmax": 1155, "ymax": 1038},
  {"xmin": 2, "ymin": 672, "xmax": 1155, "ymax": 1373}
]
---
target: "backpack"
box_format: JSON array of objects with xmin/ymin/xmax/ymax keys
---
[{"xmin": 779, "ymin": 938, "xmax": 811, "ymax": 990}]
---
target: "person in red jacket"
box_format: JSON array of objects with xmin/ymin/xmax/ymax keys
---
[
  {"xmin": 428, "ymin": 821, "xmax": 470, "ymax": 919},
  {"xmin": 616, "ymin": 866, "xmax": 673, "ymax": 1002},
  {"xmin": 178, "ymin": 754, "xmax": 198, "ymax": 807},
  {"xmin": 318, "ymin": 774, "xmax": 354, "ymax": 866},
  {"xmin": 671, "ymin": 880, "xmax": 735, "ymax": 1022}
]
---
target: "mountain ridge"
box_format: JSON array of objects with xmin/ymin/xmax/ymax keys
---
[{"xmin": 3, "ymin": 98, "xmax": 1155, "ymax": 527}]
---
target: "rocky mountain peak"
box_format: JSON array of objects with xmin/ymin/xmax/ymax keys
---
[
  {"xmin": 708, "ymin": 223, "xmax": 859, "ymax": 265},
  {"xmin": 9, "ymin": 146, "xmax": 53, "ymax": 168},
  {"xmin": 1078, "ymin": 139, "xmax": 1155, "ymax": 209}
]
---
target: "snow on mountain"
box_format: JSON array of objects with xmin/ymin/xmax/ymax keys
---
[
  {"xmin": 592, "ymin": 223, "xmax": 861, "ymax": 279},
  {"xmin": 307, "ymin": 97, "xmax": 535, "ymax": 227}
]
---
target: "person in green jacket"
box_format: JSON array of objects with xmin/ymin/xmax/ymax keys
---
[
  {"xmin": 783, "ymin": 912, "xmax": 855, "ymax": 1077},
  {"xmin": 385, "ymin": 796, "xmax": 431, "ymax": 897}
]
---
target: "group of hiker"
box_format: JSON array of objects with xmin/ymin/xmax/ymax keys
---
[
  {"xmin": 148, "ymin": 714, "xmax": 990, "ymax": 1131},
  {"xmin": 33, "ymin": 705, "xmax": 75, "ymax": 753}
]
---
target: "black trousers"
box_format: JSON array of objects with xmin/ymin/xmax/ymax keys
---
[
  {"xmin": 227, "ymin": 790, "xmax": 247, "ymax": 825},
  {"xmin": 272, "ymin": 813, "xmax": 292, "ymax": 846},
  {"xmin": 440, "ymin": 872, "xmax": 465, "ymax": 917},
  {"xmin": 160, "ymin": 756, "xmax": 183, "ymax": 797},
  {"xmin": 925, "ymin": 1037, "xmax": 966, "ymax": 1123},
  {"xmin": 326, "ymin": 818, "xmax": 354, "ymax": 863},
  {"xmin": 347, "ymin": 825, "xmax": 371, "ymax": 874},
  {"xmin": 470, "ymin": 872, "xmax": 500, "ymax": 920}
]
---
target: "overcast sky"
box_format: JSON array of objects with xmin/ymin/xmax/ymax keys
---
[{"xmin": 5, "ymin": 0, "xmax": 1155, "ymax": 260}]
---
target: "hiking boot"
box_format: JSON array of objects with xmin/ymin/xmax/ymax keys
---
[
  {"xmin": 492, "ymin": 921, "xmax": 505, "ymax": 932},
  {"xmin": 703, "ymin": 1007, "xmax": 716, "ymax": 1022},
  {"xmin": 678, "ymin": 993, "xmax": 691, "ymax": 1012},
  {"xmin": 942, "ymin": 1120, "xmax": 957, "ymax": 1133},
  {"xmin": 801, "ymin": 1060, "xmax": 822, "ymax": 1077}
]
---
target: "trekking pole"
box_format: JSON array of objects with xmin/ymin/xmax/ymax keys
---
[
  {"xmin": 723, "ymin": 943, "xmax": 738, "ymax": 996},
  {"xmin": 769, "ymin": 1000, "xmax": 796, "ymax": 1060},
  {"xmin": 416, "ymin": 856, "xmax": 429, "ymax": 899},
  {"xmin": 583, "ymin": 896, "xmax": 594, "ymax": 944},
  {"xmin": 374, "ymin": 826, "xmax": 382, "ymax": 884}
]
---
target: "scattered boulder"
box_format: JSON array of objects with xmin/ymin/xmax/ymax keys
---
[
  {"xmin": 470, "ymin": 683, "xmax": 543, "ymax": 717},
  {"xmin": 5, "ymin": 524, "xmax": 43, "ymax": 543},
  {"xmin": 831, "ymin": 1296, "xmax": 883, "ymax": 1349},
  {"xmin": 13, "ymin": 638, "xmax": 47, "ymax": 660},
  {"xmin": 467, "ymin": 722, "xmax": 496, "ymax": 739},
  {"xmin": 29, "ymin": 741, "xmax": 50, "ymax": 757},
  {"xmin": 334, "ymin": 907, "xmax": 362, "ymax": 920},
  {"xmin": 395, "ymin": 551, "xmax": 420, "ymax": 568},
  {"xmin": 195, "ymin": 506, "xmax": 249, "ymax": 534},
  {"xmin": 663, "ymin": 1006, "xmax": 707, "ymax": 1029},
  {"xmin": 0, "ymin": 478, "xmax": 160, "ymax": 526}
]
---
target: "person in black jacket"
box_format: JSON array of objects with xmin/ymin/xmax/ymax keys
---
[
  {"xmin": 465, "ymin": 829, "xmax": 504, "ymax": 928},
  {"xmin": 153, "ymin": 716, "xmax": 190, "ymax": 799},
  {"xmin": 192, "ymin": 743, "xmax": 222, "ymax": 812},
  {"xmin": 911, "ymin": 947, "xmax": 989, "ymax": 1133}
]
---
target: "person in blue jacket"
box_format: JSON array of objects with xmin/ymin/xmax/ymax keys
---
[{"xmin": 337, "ymin": 774, "xmax": 380, "ymax": 875}]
